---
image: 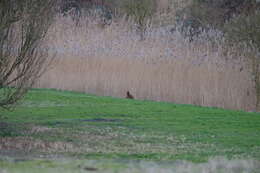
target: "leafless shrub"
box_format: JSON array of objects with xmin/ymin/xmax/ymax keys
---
[
  {"xmin": 0, "ymin": 0, "xmax": 56, "ymax": 109},
  {"xmin": 122, "ymin": 0, "xmax": 156, "ymax": 40}
]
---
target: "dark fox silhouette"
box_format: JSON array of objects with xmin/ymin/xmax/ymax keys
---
[{"xmin": 126, "ymin": 91, "xmax": 134, "ymax": 99}]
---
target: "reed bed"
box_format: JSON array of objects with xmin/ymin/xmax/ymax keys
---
[{"xmin": 36, "ymin": 16, "xmax": 256, "ymax": 111}]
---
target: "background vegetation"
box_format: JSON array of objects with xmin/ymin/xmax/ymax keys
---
[{"xmin": 38, "ymin": 0, "xmax": 258, "ymax": 111}]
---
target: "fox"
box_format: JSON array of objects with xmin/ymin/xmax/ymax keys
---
[{"xmin": 126, "ymin": 91, "xmax": 134, "ymax": 99}]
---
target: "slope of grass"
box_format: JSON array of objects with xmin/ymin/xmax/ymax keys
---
[{"xmin": 0, "ymin": 88, "xmax": 260, "ymax": 165}]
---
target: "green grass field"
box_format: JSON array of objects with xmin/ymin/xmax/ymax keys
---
[{"xmin": 0, "ymin": 89, "xmax": 260, "ymax": 172}]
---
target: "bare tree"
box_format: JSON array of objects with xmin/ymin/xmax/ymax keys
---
[{"xmin": 0, "ymin": 0, "xmax": 56, "ymax": 109}]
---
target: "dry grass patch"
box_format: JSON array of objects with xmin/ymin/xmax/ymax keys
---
[
  {"xmin": 0, "ymin": 157, "xmax": 259, "ymax": 173},
  {"xmin": 30, "ymin": 126, "xmax": 54, "ymax": 134},
  {"xmin": 0, "ymin": 137, "xmax": 74, "ymax": 153}
]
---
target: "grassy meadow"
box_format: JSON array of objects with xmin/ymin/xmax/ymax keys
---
[{"xmin": 0, "ymin": 89, "xmax": 260, "ymax": 172}]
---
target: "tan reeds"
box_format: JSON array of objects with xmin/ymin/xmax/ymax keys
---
[{"xmin": 36, "ymin": 16, "xmax": 256, "ymax": 111}]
